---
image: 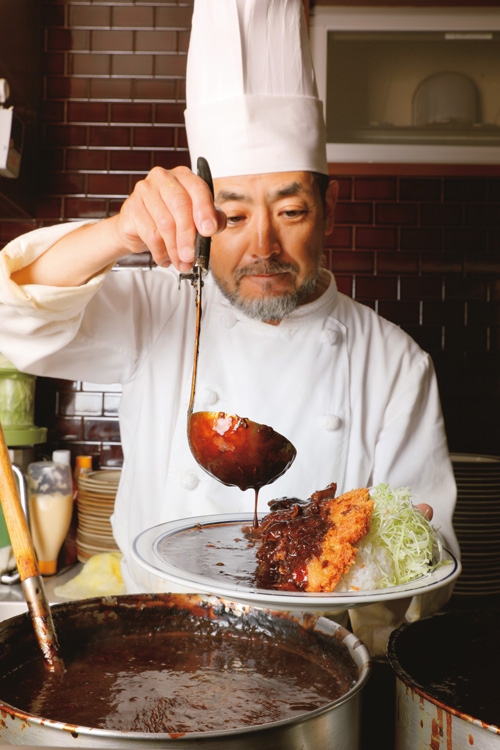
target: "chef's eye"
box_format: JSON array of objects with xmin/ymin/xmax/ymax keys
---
[
  {"xmin": 226, "ymin": 214, "xmax": 246, "ymax": 226},
  {"xmin": 281, "ymin": 209, "xmax": 308, "ymax": 219}
]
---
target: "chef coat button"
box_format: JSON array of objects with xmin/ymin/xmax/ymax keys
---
[
  {"xmin": 321, "ymin": 329, "xmax": 340, "ymax": 345},
  {"xmin": 200, "ymin": 388, "xmax": 218, "ymax": 406},
  {"xmin": 221, "ymin": 312, "xmax": 237, "ymax": 329},
  {"xmin": 320, "ymin": 414, "xmax": 342, "ymax": 431},
  {"xmin": 180, "ymin": 471, "xmax": 200, "ymax": 490}
]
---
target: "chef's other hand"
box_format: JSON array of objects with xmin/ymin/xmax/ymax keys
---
[
  {"xmin": 114, "ymin": 166, "xmax": 226, "ymax": 273},
  {"xmin": 416, "ymin": 503, "xmax": 433, "ymax": 521}
]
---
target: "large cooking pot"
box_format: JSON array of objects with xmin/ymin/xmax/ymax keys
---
[
  {"xmin": 388, "ymin": 609, "xmax": 500, "ymax": 749},
  {"xmin": 0, "ymin": 593, "xmax": 370, "ymax": 748}
]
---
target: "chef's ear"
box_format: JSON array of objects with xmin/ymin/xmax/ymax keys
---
[{"xmin": 324, "ymin": 179, "xmax": 339, "ymax": 237}]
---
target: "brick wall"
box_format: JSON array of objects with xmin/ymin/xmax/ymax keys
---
[
  {"xmin": 1, "ymin": 0, "xmax": 499, "ymax": 467},
  {"xmin": 327, "ymin": 174, "xmax": 500, "ymax": 456}
]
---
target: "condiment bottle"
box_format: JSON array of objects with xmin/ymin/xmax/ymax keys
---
[
  {"xmin": 53, "ymin": 449, "xmax": 78, "ymax": 567},
  {"xmin": 74, "ymin": 454, "xmax": 93, "ymax": 487},
  {"xmin": 60, "ymin": 454, "xmax": 93, "ymax": 567},
  {"xmin": 27, "ymin": 455, "xmax": 73, "ymax": 576},
  {"xmin": 52, "ymin": 448, "xmax": 75, "ymax": 494}
]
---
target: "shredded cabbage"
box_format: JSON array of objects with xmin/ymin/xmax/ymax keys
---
[{"xmin": 361, "ymin": 483, "xmax": 443, "ymax": 587}]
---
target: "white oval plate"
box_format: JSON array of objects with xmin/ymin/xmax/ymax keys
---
[{"xmin": 132, "ymin": 514, "xmax": 461, "ymax": 613}]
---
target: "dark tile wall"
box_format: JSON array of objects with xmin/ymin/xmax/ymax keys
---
[
  {"xmin": 1, "ymin": 0, "xmax": 499, "ymax": 466},
  {"xmin": 327, "ymin": 174, "xmax": 500, "ymax": 456}
]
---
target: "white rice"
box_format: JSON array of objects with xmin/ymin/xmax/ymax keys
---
[
  {"xmin": 334, "ymin": 538, "xmax": 395, "ymax": 592},
  {"xmin": 332, "ymin": 483, "xmax": 441, "ymax": 592}
]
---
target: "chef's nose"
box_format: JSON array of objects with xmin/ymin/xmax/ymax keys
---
[{"xmin": 251, "ymin": 210, "xmax": 281, "ymax": 258}]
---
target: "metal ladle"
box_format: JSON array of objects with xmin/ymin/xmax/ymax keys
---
[
  {"xmin": 188, "ymin": 410, "xmax": 296, "ymax": 491},
  {"xmin": 180, "ymin": 158, "xmax": 296, "ymax": 526}
]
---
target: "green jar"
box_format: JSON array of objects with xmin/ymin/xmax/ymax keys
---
[
  {"xmin": 0, "ymin": 354, "xmax": 36, "ymax": 428},
  {"xmin": 0, "ymin": 355, "xmax": 46, "ymax": 555}
]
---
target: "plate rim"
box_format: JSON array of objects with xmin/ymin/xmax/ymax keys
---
[{"xmin": 132, "ymin": 513, "xmax": 461, "ymax": 610}]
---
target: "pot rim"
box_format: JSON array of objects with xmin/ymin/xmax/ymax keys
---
[
  {"xmin": 388, "ymin": 612, "xmax": 500, "ymax": 737},
  {"xmin": 392, "ymin": 674, "xmax": 500, "ymax": 737}
]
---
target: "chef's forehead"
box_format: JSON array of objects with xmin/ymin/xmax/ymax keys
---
[{"xmin": 213, "ymin": 172, "xmax": 318, "ymax": 202}]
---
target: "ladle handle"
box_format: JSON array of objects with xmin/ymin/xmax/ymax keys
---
[
  {"xmin": 0, "ymin": 422, "xmax": 64, "ymax": 672},
  {"xmin": 187, "ymin": 157, "xmax": 214, "ymax": 418},
  {"xmin": 194, "ymin": 156, "xmax": 214, "ymax": 272}
]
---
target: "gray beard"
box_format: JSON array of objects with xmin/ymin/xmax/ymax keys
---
[{"xmin": 212, "ymin": 260, "xmax": 320, "ymax": 322}]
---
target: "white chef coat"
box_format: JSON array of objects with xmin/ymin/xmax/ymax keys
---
[{"xmin": 0, "ymin": 222, "xmax": 459, "ymax": 654}]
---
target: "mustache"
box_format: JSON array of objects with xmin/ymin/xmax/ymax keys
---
[{"xmin": 234, "ymin": 260, "xmax": 299, "ymax": 283}]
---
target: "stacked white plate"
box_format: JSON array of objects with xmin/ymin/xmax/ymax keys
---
[
  {"xmin": 451, "ymin": 453, "xmax": 500, "ymax": 596},
  {"xmin": 76, "ymin": 469, "xmax": 121, "ymax": 563}
]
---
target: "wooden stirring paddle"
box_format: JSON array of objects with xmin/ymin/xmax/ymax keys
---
[{"xmin": 0, "ymin": 422, "xmax": 64, "ymax": 673}]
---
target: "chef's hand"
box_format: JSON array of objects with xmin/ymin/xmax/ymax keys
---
[
  {"xmin": 416, "ymin": 503, "xmax": 433, "ymax": 521},
  {"xmin": 113, "ymin": 166, "xmax": 226, "ymax": 272},
  {"xmin": 11, "ymin": 166, "xmax": 227, "ymax": 288}
]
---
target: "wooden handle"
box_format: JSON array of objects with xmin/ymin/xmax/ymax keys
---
[
  {"xmin": 0, "ymin": 422, "xmax": 64, "ymax": 672},
  {"xmin": 0, "ymin": 422, "xmax": 39, "ymax": 581}
]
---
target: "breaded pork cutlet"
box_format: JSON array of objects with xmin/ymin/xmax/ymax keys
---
[{"xmin": 254, "ymin": 484, "xmax": 373, "ymax": 592}]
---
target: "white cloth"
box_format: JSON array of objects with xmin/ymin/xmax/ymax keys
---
[{"xmin": 0, "ymin": 223, "xmax": 459, "ymax": 654}]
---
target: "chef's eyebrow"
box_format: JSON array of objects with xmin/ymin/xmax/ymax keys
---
[
  {"xmin": 274, "ymin": 181, "xmax": 305, "ymax": 198},
  {"xmin": 215, "ymin": 189, "xmax": 247, "ymax": 203},
  {"xmin": 215, "ymin": 182, "xmax": 307, "ymax": 204}
]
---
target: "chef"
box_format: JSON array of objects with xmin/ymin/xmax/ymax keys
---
[{"xmin": 0, "ymin": 0, "xmax": 458, "ymax": 655}]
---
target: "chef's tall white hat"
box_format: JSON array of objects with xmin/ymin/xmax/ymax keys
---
[{"xmin": 184, "ymin": 0, "xmax": 328, "ymax": 178}]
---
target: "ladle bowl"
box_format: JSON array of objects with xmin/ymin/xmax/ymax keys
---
[{"xmin": 188, "ymin": 411, "xmax": 296, "ymax": 491}]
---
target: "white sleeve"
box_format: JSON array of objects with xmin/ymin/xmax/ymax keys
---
[
  {"xmin": 0, "ymin": 221, "xmax": 111, "ymax": 372},
  {"xmin": 0, "ymin": 222, "xmax": 185, "ymax": 385}
]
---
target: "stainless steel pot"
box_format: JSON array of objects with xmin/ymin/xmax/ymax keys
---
[
  {"xmin": 0, "ymin": 593, "xmax": 371, "ymax": 748},
  {"xmin": 388, "ymin": 609, "xmax": 500, "ymax": 750}
]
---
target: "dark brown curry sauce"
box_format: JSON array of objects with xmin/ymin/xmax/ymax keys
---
[
  {"xmin": 0, "ymin": 599, "xmax": 357, "ymax": 734},
  {"xmin": 252, "ymin": 484, "xmax": 338, "ymax": 591}
]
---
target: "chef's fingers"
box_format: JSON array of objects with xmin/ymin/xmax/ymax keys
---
[
  {"xmin": 132, "ymin": 168, "xmax": 197, "ymax": 270},
  {"xmin": 116, "ymin": 180, "xmax": 184, "ymax": 269},
  {"xmin": 163, "ymin": 167, "xmax": 225, "ymax": 265},
  {"xmin": 415, "ymin": 503, "xmax": 433, "ymax": 521},
  {"xmin": 116, "ymin": 167, "xmax": 221, "ymax": 271}
]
